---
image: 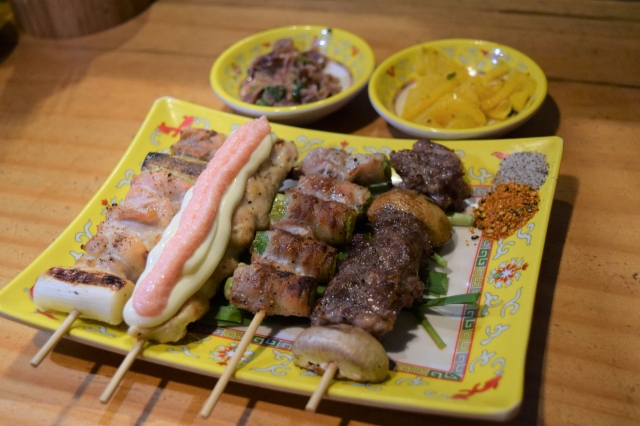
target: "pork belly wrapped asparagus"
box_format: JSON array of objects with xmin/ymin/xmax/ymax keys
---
[
  {"xmin": 226, "ymin": 174, "xmax": 372, "ymax": 317},
  {"xmin": 269, "ymin": 191, "xmax": 357, "ymax": 246},
  {"xmin": 251, "ymin": 229, "xmax": 337, "ymax": 281},
  {"xmin": 295, "ymin": 174, "xmax": 372, "ymax": 216},
  {"xmin": 297, "ymin": 147, "xmax": 391, "ymax": 186},
  {"xmin": 226, "ymin": 263, "xmax": 318, "ymax": 317},
  {"xmin": 226, "ymin": 226, "xmax": 339, "ymax": 316}
]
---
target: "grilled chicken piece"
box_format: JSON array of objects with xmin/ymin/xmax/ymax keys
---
[
  {"xmin": 170, "ymin": 127, "xmax": 226, "ymax": 162},
  {"xmin": 295, "ymin": 174, "xmax": 372, "ymax": 216},
  {"xmin": 250, "ymin": 229, "xmax": 337, "ymax": 282},
  {"xmin": 228, "ymin": 262, "xmax": 317, "ymax": 317},
  {"xmin": 32, "ymin": 154, "xmax": 205, "ymax": 323},
  {"xmin": 297, "ymin": 147, "xmax": 390, "ymax": 186}
]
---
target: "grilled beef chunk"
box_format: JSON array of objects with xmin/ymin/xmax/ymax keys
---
[
  {"xmin": 390, "ymin": 139, "xmax": 471, "ymax": 212},
  {"xmin": 311, "ymin": 209, "xmax": 432, "ymax": 338}
]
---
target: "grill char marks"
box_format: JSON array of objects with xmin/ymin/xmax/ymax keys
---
[
  {"xmin": 295, "ymin": 174, "xmax": 372, "ymax": 216},
  {"xmin": 46, "ymin": 267, "xmax": 127, "ymax": 291},
  {"xmin": 311, "ymin": 209, "xmax": 432, "ymax": 338},
  {"xmin": 170, "ymin": 127, "xmax": 226, "ymax": 162},
  {"xmin": 229, "ymin": 262, "xmax": 317, "ymax": 317},
  {"xmin": 390, "ymin": 139, "xmax": 471, "ymax": 212},
  {"xmin": 141, "ymin": 152, "xmax": 207, "ymax": 184},
  {"xmin": 251, "ymin": 229, "xmax": 337, "ymax": 282}
]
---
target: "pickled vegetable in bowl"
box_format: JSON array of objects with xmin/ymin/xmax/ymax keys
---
[
  {"xmin": 368, "ymin": 39, "xmax": 547, "ymax": 139},
  {"xmin": 396, "ymin": 48, "xmax": 537, "ymax": 129}
]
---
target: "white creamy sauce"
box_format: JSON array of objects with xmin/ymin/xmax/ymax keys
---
[{"xmin": 123, "ymin": 132, "xmax": 278, "ymax": 329}]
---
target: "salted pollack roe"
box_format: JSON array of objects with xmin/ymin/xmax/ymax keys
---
[
  {"xmin": 131, "ymin": 117, "xmax": 271, "ymax": 318},
  {"xmin": 473, "ymin": 182, "xmax": 540, "ymax": 240}
]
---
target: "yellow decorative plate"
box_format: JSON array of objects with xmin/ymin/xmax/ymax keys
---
[{"xmin": 0, "ymin": 98, "xmax": 562, "ymax": 421}]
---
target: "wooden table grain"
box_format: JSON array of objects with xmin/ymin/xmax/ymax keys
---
[{"xmin": 0, "ymin": 1, "xmax": 638, "ymax": 425}]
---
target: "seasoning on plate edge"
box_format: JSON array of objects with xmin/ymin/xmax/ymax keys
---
[
  {"xmin": 473, "ymin": 182, "xmax": 539, "ymax": 240},
  {"xmin": 493, "ymin": 151, "xmax": 549, "ymax": 189}
]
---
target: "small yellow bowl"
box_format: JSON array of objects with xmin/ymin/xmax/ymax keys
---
[
  {"xmin": 368, "ymin": 39, "xmax": 547, "ymax": 139},
  {"xmin": 211, "ymin": 25, "xmax": 375, "ymax": 125}
]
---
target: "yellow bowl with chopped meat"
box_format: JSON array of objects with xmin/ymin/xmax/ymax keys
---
[
  {"xmin": 211, "ymin": 25, "xmax": 375, "ymax": 125},
  {"xmin": 368, "ymin": 39, "xmax": 547, "ymax": 139}
]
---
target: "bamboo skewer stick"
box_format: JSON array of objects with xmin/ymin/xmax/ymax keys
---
[
  {"xmin": 30, "ymin": 309, "xmax": 82, "ymax": 367},
  {"xmin": 200, "ymin": 309, "xmax": 267, "ymax": 418},
  {"xmin": 100, "ymin": 339, "xmax": 146, "ymax": 403},
  {"xmin": 305, "ymin": 362, "xmax": 338, "ymax": 412}
]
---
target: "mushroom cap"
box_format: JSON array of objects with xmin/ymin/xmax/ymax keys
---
[
  {"xmin": 292, "ymin": 324, "xmax": 389, "ymax": 383},
  {"xmin": 367, "ymin": 189, "xmax": 452, "ymax": 247}
]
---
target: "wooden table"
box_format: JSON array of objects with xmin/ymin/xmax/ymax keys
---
[{"xmin": 1, "ymin": 1, "xmax": 638, "ymax": 424}]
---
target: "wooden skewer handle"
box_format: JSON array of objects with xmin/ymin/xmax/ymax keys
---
[
  {"xmin": 199, "ymin": 309, "xmax": 267, "ymax": 418},
  {"xmin": 100, "ymin": 339, "xmax": 145, "ymax": 403},
  {"xmin": 30, "ymin": 309, "xmax": 82, "ymax": 367},
  {"xmin": 305, "ymin": 362, "xmax": 338, "ymax": 413}
]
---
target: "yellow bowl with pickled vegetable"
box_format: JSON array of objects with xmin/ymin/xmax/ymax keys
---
[
  {"xmin": 368, "ymin": 39, "xmax": 547, "ymax": 139},
  {"xmin": 211, "ymin": 25, "xmax": 375, "ymax": 125}
]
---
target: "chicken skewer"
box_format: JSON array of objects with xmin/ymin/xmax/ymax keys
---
[
  {"xmin": 102, "ymin": 118, "xmax": 297, "ymax": 403},
  {"xmin": 30, "ymin": 151, "xmax": 208, "ymax": 366},
  {"xmin": 125, "ymin": 136, "xmax": 297, "ymax": 344},
  {"xmin": 101, "ymin": 118, "xmax": 304, "ymax": 401}
]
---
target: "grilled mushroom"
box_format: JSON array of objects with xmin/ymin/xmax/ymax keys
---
[
  {"xmin": 292, "ymin": 324, "xmax": 389, "ymax": 383},
  {"xmin": 367, "ymin": 189, "xmax": 453, "ymax": 247}
]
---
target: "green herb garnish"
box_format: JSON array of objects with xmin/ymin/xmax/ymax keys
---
[
  {"xmin": 419, "ymin": 292, "xmax": 481, "ymax": 308},
  {"xmin": 411, "ymin": 308, "xmax": 446, "ymax": 349},
  {"xmin": 420, "ymin": 269, "xmax": 449, "ymax": 296}
]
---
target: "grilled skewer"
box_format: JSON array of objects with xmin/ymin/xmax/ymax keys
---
[
  {"xmin": 102, "ymin": 118, "xmax": 296, "ymax": 403},
  {"xmin": 30, "ymin": 152, "xmax": 207, "ymax": 366},
  {"xmin": 200, "ymin": 171, "xmax": 379, "ymax": 416},
  {"xmin": 295, "ymin": 189, "xmax": 453, "ymax": 411}
]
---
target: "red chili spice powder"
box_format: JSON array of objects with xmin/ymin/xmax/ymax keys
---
[{"xmin": 473, "ymin": 182, "xmax": 539, "ymax": 240}]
